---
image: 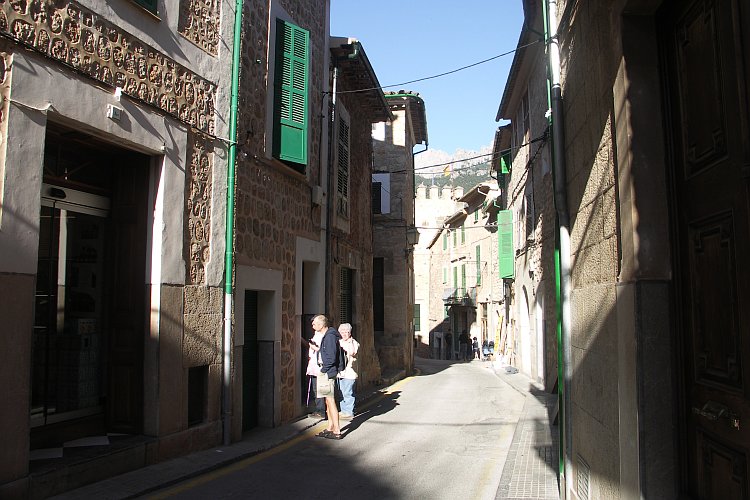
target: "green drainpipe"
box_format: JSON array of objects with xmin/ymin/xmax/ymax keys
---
[
  {"xmin": 543, "ymin": 0, "xmax": 573, "ymax": 496},
  {"xmin": 222, "ymin": 0, "xmax": 243, "ymax": 446}
]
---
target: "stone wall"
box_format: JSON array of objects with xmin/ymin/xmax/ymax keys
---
[
  {"xmin": 234, "ymin": 0, "xmax": 326, "ymax": 422},
  {"xmin": 558, "ymin": 1, "xmax": 622, "ymax": 498}
]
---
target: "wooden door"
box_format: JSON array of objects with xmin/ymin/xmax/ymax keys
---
[
  {"xmin": 107, "ymin": 157, "xmax": 149, "ymax": 433},
  {"xmin": 661, "ymin": 0, "xmax": 750, "ymax": 496}
]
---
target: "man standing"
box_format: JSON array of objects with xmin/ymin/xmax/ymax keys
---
[
  {"xmin": 459, "ymin": 330, "xmax": 470, "ymax": 361},
  {"xmin": 311, "ymin": 315, "xmax": 342, "ymax": 439}
]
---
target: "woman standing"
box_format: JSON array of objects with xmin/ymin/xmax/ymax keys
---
[{"xmin": 337, "ymin": 323, "xmax": 359, "ymax": 420}]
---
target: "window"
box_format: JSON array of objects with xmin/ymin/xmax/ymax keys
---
[
  {"xmin": 443, "ymin": 232, "xmax": 448, "ymax": 250},
  {"xmin": 188, "ymin": 366, "xmax": 208, "ymax": 427},
  {"xmin": 372, "ymin": 173, "xmax": 391, "ymax": 214},
  {"xmin": 524, "ymin": 180, "xmax": 534, "ymax": 241},
  {"xmin": 371, "ymin": 182, "xmax": 382, "ymax": 214},
  {"xmin": 273, "ymin": 19, "xmax": 309, "ymax": 170},
  {"xmin": 132, "ymin": 0, "xmax": 157, "ymax": 14},
  {"xmin": 461, "ymin": 264, "xmax": 466, "ymax": 293},
  {"xmin": 336, "ymin": 105, "xmax": 350, "ymax": 217},
  {"xmin": 443, "ymin": 267, "xmax": 448, "ymax": 284},
  {"xmin": 461, "ymin": 224, "xmax": 465, "ymax": 244},
  {"xmin": 498, "ymin": 210, "xmax": 514, "ymax": 279},
  {"xmin": 414, "ymin": 304, "xmax": 421, "ymax": 332},
  {"xmin": 474, "ymin": 209, "xmax": 479, "ymax": 223},
  {"xmin": 476, "ymin": 245, "xmax": 481, "ymax": 285},
  {"xmin": 453, "ymin": 229, "xmax": 457, "ymax": 247}
]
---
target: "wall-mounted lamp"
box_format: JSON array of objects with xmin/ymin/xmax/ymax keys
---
[{"xmin": 406, "ymin": 225, "xmax": 420, "ymax": 246}]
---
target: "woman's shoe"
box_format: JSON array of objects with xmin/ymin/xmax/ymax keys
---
[
  {"xmin": 316, "ymin": 430, "xmax": 333, "ymax": 438},
  {"xmin": 324, "ymin": 432, "xmax": 343, "ymax": 440}
]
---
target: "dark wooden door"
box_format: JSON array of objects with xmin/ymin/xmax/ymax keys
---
[
  {"xmin": 243, "ymin": 291, "xmax": 259, "ymax": 431},
  {"xmin": 661, "ymin": 0, "xmax": 750, "ymax": 497},
  {"xmin": 107, "ymin": 157, "xmax": 149, "ymax": 433}
]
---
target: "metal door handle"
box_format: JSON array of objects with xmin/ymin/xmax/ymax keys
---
[{"xmin": 692, "ymin": 401, "xmax": 740, "ymax": 430}]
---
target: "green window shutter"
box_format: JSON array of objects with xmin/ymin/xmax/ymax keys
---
[
  {"xmin": 414, "ymin": 304, "xmax": 421, "ymax": 331},
  {"xmin": 274, "ymin": 20, "xmax": 309, "ymax": 169},
  {"xmin": 132, "ymin": 0, "xmax": 157, "ymax": 14},
  {"xmin": 476, "ymin": 245, "xmax": 481, "ymax": 285},
  {"xmin": 443, "ymin": 267, "xmax": 447, "ymax": 284},
  {"xmin": 453, "ymin": 229, "xmax": 457, "ymax": 247},
  {"xmin": 443, "ymin": 232, "xmax": 447, "ymax": 250},
  {"xmin": 461, "ymin": 264, "xmax": 466, "ymax": 292},
  {"xmin": 474, "ymin": 209, "xmax": 479, "ymax": 223},
  {"xmin": 498, "ymin": 210, "xmax": 514, "ymax": 279},
  {"xmin": 461, "ymin": 224, "xmax": 465, "ymax": 244},
  {"xmin": 453, "ymin": 267, "xmax": 457, "ymax": 289},
  {"xmin": 501, "ymin": 151, "xmax": 511, "ymax": 174}
]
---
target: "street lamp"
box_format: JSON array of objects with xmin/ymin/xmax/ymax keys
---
[{"xmin": 406, "ymin": 225, "xmax": 420, "ymax": 246}]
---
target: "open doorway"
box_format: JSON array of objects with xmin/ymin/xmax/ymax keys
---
[{"xmin": 31, "ymin": 122, "xmax": 150, "ymax": 448}]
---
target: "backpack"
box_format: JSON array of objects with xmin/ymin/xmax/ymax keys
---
[
  {"xmin": 317, "ymin": 331, "xmax": 347, "ymax": 375},
  {"xmin": 337, "ymin": 343, "xmax": 348, "ymax": 373}
]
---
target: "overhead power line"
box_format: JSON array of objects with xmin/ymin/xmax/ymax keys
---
[{"xmin": 329, "ymin": 39, "xmax": 541, "ymax": 95}]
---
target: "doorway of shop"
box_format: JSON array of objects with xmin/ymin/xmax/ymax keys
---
[{"xmin": 31, "ymin": 122, "xmax": 150, "ymax": 448}]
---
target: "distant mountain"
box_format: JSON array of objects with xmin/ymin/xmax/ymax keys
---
[{"xmin": 414, "ymin": 145, "xmax": 495, "ymax": 192}]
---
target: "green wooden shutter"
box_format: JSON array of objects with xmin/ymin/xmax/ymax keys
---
[
  {"xmin": 443, "ymin": 232, "xmax": 447, "ymax": 250},
  {"xmin": 476, "ymin": 245, "xmax": 481, "ymax": 285},
  {"xmin": 500, "ymin": 151, "xmax": 511, "ymax": 174},
  {"xmin": 274, "ymin": 20, "xmax": 309, "ymax": 168},
  {"xmin": 498, "ymin": 210, "xmax": 514, "ymax": 279},
  {"xmin": 414, "ymin": 304, "xmax": 421, "ymax": 332},
  {"xmin": 461, "ymin": 264, "xmax": 466, "ymax": 293},
  {"xmin": 461, "ymin": 224, "xmax": 465, "ymax": 243}
]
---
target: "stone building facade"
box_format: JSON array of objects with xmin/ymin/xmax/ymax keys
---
[
  {"xmin": 501, "ymin": 0, "xmax": 750, "ymax": 498},
  {"xmin": 423, "ymin": 183, "xmax": 504, "ymax": 361},
  {"xmin": 414, "ymin": 184, "xmax": 464, "ymax": 357},
  {"xmin": 495, "ymin": 6, "xmax": 558, "ymax": 387},
  {"xmin": 230, "ymin": 2, "xmax": 389, "ymax": 436},
  {"xmin": 372, "ymin": 91, "xmax": 427, "ymax": 377},
  {"xmin": 0, "ymin": 0, "xmax": 233, "ymax": 497}
]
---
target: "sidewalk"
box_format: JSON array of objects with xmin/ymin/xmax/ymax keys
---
[
  {"xmin": 491, "ymin": 362, "xmax": 560, "ymax": 500},
  {"xmin": 52, "ymin": 369, "xmax": 405, "ymax": 499}
]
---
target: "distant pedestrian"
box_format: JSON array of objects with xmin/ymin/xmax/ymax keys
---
[
  {"xmin": 337, "ymin": 323, "xmax": 359, "ymax": 420},
  {"xmin": 459, "ymin": 331, "xmax": 470, "ymax": 361},
  {"xmin": 445, "ymin": 333, "xmax": 453, "ymax": 360},
  {"xmin": 312, "ymin": 315, "xmax": 343, "ymax": 440},
  {"xmin": 472, "ymin": 336, "xmax": 480, "ymax": 360}
]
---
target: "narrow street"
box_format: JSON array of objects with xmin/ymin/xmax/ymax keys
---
[{"xmin": 132, "ymin": 357, "xmax": 557, "ymax": 500}]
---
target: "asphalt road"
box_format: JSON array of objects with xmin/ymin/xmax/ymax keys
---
[{"xmin": 145, "ymin": 357, "xmax": 526, "ymax": 500}]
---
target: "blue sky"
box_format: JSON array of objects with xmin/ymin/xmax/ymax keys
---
[{"xmin": 330, "ymin": 1, "xmax": 525, "ymax": 157}]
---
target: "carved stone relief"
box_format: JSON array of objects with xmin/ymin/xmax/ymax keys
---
[
  {"xmin": 0, "ymin": 45, "xmax": 10, "ymax": 221},
  {"xmin": 186, "ymin": 132, "xmax": 213, "ymax": 286},
  {"xmin": 0, "ymin": 0, "xmax": 216, "ymax": 134},
  {"xmin": 178, "ymin": 0, "xmax": 220, "ymax": 56}
]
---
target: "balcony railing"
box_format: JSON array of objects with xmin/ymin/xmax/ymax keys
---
[{"xmin": 442, "ymin": 287, "xmax": 477, "ymax": 306}]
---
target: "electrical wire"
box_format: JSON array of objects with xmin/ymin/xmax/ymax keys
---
[{"xmin": 329, "ymin": 39, "xmax": 542, "ymax": 95}]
